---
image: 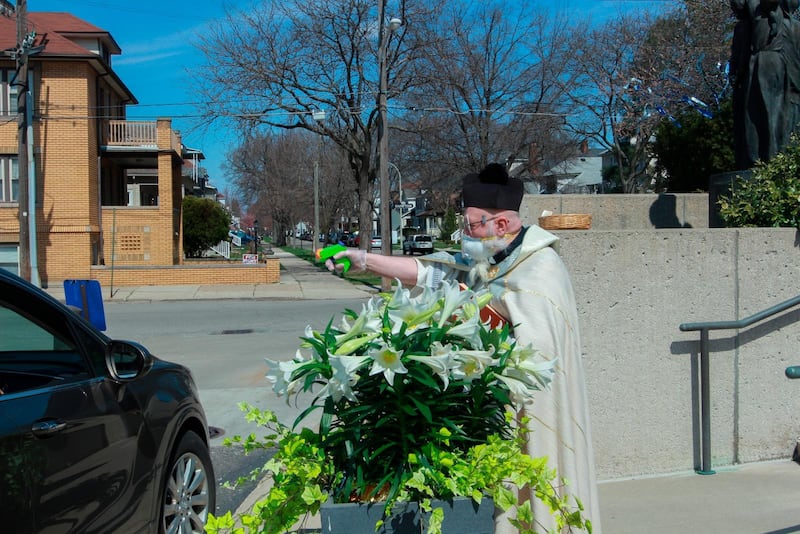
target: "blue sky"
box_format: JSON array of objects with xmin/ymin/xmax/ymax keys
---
[{"xmin": 33, "ymin": 0, "xmax": 677, "ymax": 192}]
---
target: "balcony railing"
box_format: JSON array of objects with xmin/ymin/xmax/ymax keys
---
[{"xmin": 107, "ymin": 120, "xmax": 157, "ymax": 147}]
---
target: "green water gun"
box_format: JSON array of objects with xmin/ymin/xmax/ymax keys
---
[{"xmin": 316, "ymin": 243, "xmax": 350, "ymax": 273}]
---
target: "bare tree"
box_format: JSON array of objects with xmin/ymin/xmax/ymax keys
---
[
  {"xmin": 565, "ymin": 2, "xmax": 733, "ymax": 193},
  {"xmin": 316, "ymin": 141, "xmax": 360, "ymax": 242},
  {"xmin": 194, "ymin": 0, "xmax": 438, "ymax": 248},
  {"xmin": 221, "ymin": 186, "xmax": 242, "ymax": 221},
  {"xmin": 564, "ymin": 13, "xmax": 656, "ymax": 193},
  {"xmin": 227, "ymin": 133, "xmax": 308, "ymax": 246},
  {"xmin": 660, "ymin": 0, "xmax": 732, "ymax": 109},
  {"xmin": 395, "ymin": 1, "xmax": 578, "ymax": 202},
  {"xmin": 226, "ymin": 131, "xmax": 356, "ymax": 247}
]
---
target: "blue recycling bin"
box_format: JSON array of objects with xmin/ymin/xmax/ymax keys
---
[{"xmin": 63, "ymin": 279, "xmax": 106, "ymax": 331}]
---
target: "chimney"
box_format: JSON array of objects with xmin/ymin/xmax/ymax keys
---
[{"xmin": 580, "ymin": 139, "xmax": 589, "ymax": 154}]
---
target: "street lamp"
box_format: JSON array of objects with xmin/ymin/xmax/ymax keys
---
[
  {"xmin": 312, "ymin": 110, "xmax": 326, "ymax": 257},
  {"xmin": 378, "ymin": 0, "xmax": 402, "ymax": 290}
]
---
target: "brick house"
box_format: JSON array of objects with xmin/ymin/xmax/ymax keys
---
[{"xmin": 0, "ymin": 12, "xmax": 279, "ymax": 286}]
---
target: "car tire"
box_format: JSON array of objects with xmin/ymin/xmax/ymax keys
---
[{"xmin": 160, "ymin": 431, "xmax": 216, "ymax": 534}]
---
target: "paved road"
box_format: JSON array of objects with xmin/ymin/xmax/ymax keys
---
[{"xmin": 104, "ymin": 298, "xmax": 364, "ymax": 516}]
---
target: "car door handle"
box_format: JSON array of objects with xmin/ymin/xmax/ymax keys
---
[{"xmin": 31, "ymin": 419, "xmax": 67, "ymax": 436}]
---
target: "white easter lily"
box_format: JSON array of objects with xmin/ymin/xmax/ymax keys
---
[
  {"xmin": 444, "ymin": 312, "xmax": 484, "ymax": 349},
  {"xmin": 451, "ymin": 347, "xmax": 497, "ymax": 382},
  {"xmin": 507, "ymin": 347, "xmax": 556, "ymax": 390},
  {"xmin": 336, "ymin": 299, "xmax": 382, "ymax": 344},
  {"xmin": 264, "ymin": 357, "xmax": 304, "ymax": 398},
  {"xmin": 330, "ymin": 353, "xmax": 370, "ymax": 378},
  {"xmin": 495, "ymin": 373, "xmax": 539, "ymax": 404},
  {"xmin": 305, "ymin": 324, "xmax": 317, "ymax": 339},
  {"xmin": 407, "ymin": 341, "xmax": 457, "ymax": 389},
  {"xmin": 317, "ymin": 354, "xmax": 370, "ymax": 402},
  {"xmin": 386, "ymin": 284, "xmax": 439, "ymax": 334},
  {"xmin": 368, "ymin": 343, "xmax": 408, "ymax": 386},
  {"xmin": 317, "ymin": 373, "xmax": 358, "ymax": 403},
  {"xmin": 436, "ymin": 280, "xmax": 474, "ymax": 327}
]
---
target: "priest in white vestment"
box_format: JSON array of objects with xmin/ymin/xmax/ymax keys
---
[{"xmin": 325, "ymin": 163, "xmax": 601, "ymax": 533}]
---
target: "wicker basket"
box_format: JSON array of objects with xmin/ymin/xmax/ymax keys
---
[{"xmin": 538, "ymin": 213, "xmax": 592, "ymax": 230}]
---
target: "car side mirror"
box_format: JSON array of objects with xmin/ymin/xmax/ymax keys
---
[{"xmin": 106, "ymin": 340, "xmax": 154, "ymax": 381}]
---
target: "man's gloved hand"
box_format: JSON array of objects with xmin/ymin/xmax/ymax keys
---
[{"xmin": 326, "ymin": 249, "xmax": 367, "ymax": 274}]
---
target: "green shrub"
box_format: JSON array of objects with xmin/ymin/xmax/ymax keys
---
[
  {"xmin": 718, "ymin": 134, "xmax": 800, "ymax": 229},
  {"xmin": 440, "ymin": 206, "xmax": 458, "ymax": 241},
  {"xmin": 182, "ymin": 196, "xmax": 231, "ymax": 257}
]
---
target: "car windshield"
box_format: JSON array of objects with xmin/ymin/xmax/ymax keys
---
[{"xmin": 416, "ymin": 236, "xmax": 432, "ymax": 242}]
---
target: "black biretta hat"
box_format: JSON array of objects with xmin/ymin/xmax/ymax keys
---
[{"xmin": 462, "ymin": 163, "xmax": 524, "ymax": 211}]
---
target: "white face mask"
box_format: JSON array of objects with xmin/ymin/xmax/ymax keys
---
[
  {"xmin": 461, "ymin": 227, "xmax": 507, "ymax": 264},
  {"xmin": 461, "ymin": 235, "xmax": 492, "ymax": 263}
]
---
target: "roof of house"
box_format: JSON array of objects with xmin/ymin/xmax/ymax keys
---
[
  {"xmin": 0, "ymin": 12, "xmax": 120, "ymax": 56},
  {"xmin": 0, "ymin": 11, "xmax": 135, "ymax": 103}
]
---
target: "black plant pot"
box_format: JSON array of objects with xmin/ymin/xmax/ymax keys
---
[{"xmin": 319, "ymin": 496, "xmax": 494, "ymax": 534}]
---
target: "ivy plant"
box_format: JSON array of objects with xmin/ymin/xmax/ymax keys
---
[{"xmin": 204, "ymin": 405, "xmax": 591, "ymax": 534}]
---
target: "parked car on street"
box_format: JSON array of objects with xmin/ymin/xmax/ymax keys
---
[
  {"xmin": 403, "ymin": 234, "xmax": 434, "ymax": 255},
  {"xmin": 0, "ymin": 269, "xmax": 216, "ymax": 534},
  {"xmin": 370, "ymin": 235, "xmax": 382, "ymax": 249},
  {"xmin": 346, "ymin": 231, "xmax": 359, "ymax": 247}
]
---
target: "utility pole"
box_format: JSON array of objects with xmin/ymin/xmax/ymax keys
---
[
  {"xmin": 377, "ymin": 2, "xmax": 401, "ymax": 292},
  {"xmin": 12, "ymin": 0, "xmax": 40, "ymax": 285},
  {"xmin": 15, "ymin": 0, "xmax": 30, "ymax": 281},
  {"xmin": 377, "ymin": 0, "xmax": 391, "ymax": 292},
  {"xmin": 312, "ymin": 110, "xmax": 325, "ymax": 257},
  {"xmin": 12, "ymin": 0, "xmax": 38, "ymax": 284}
]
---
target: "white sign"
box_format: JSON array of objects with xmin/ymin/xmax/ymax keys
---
[
  {"xmin": 231, "ymin": 234, "xmax": 242, "ymax": 246},
  {"xmin": 242, "ymin": 254, "xmax": 258, "ymax": 264}
]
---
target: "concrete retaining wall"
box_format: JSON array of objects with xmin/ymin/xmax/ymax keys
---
[
  {"xmin": 552, "ymin": 227, "xmax": 800, "ymax": 480},
  {"xmin": 520, "ymin": 193, "xmax": 710, "ymax": 230}
]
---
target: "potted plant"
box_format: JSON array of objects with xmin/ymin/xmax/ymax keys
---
[{"xmin": 206, "ymin": 280, "xmax": 590, "ymax": 534}]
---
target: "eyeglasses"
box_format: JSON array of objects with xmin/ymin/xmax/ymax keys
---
[{"xmin": 462, "ymin": 215, "xmax": 498, "ymax": 235}]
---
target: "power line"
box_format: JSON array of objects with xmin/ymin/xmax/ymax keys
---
[{"xmin": 36, "ymin": 100, "xmax": 571, "ymax": 120}]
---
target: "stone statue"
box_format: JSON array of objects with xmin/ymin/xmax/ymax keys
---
[{"xmin": 730, "ymin": 0, "xmax": 800, "ymax": 169}]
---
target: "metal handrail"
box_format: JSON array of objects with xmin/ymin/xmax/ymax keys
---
[{"xmin": 679, "ymin": 294, "xmax": 800, "ymax": 475}]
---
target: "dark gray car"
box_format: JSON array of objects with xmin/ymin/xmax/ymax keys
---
[{"xmin": 0, "ymin": 269, "xmax": 215, "ymax": 533}]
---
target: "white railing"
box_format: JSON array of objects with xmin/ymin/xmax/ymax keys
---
[
  {"xmin": 209, "ymin": 240, "xmax": 231, "ymax": 258},
  {"xmin": 107, "ymin": 120, "xmax": 157, "ymax": 146},
  {"xmin": 450, "ymin": 228, "xmax": 462, "ymax": 243}
]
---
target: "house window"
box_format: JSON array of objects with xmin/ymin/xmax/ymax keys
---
[
  {"xmin": 0, "ymin": 69, "xmax": 19, "ymax": 116},
  {"xmin": 0, "ymin": 156, "xmax": 19, "ymax": 202},
  {"xmin": 0, "ymin": 244, "xmax": 18, "ymax": 275}
]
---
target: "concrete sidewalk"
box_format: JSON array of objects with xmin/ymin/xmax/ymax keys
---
[
  {"xmin": 598, "ymin": 459, "xmax": 800, "ymax": 533},
  {"xmin": 44, "ymin": 248, "xmax": 800, "ymax": 532}
]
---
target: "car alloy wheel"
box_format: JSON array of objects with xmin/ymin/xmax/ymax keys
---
[{"xmin": 161, "ymin": 431, "xmax": 215, "ymax": 533}]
